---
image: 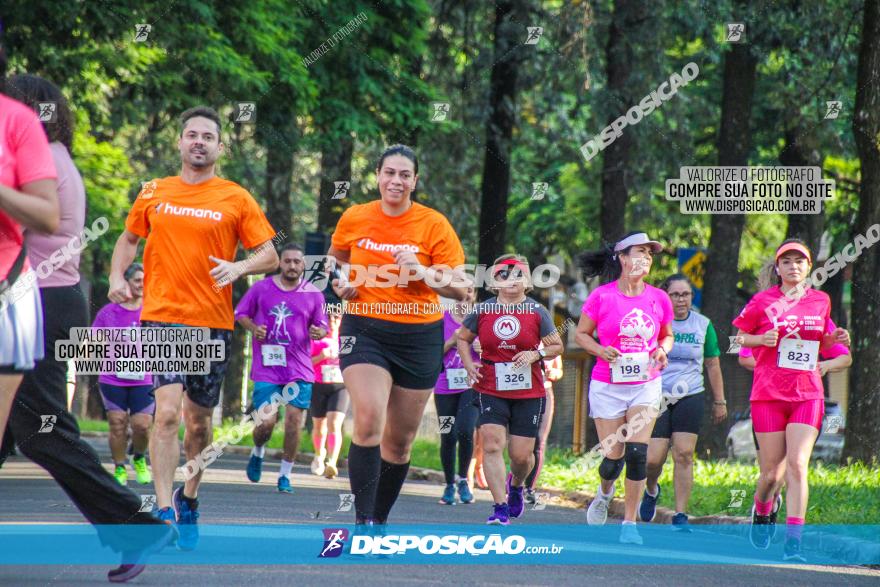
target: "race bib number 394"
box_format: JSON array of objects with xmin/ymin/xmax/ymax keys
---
[
  {"xmin": 261, "ymin": 344, "xmax": 287, "ymax": 367},
  {"xmin": 777, "ymin": 338, "xmax": 819, "ymax": 371},
  {"xmin": 495, "ymin": 362, "xmax": 532, "ymax": 391},
  {"xmin": 610, "ymin": 352, "xmax": 649, "ymax": 383}
]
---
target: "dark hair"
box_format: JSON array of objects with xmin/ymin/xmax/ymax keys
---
[
  {"xmin": 279, "ymin": 243, "xmax": 304, "ymax": 255},
  {"xmin": 577, "ymin": 231, "xmax": 644, "ymax": 283},
  {"xmin": 661, "ymin": 273, "xmax": 693, "ymax": 292},
  {"xmin": 124, "ymin": 262, "xmax": 144, "ymax": 281},
  {"xmin": 180, "ymin": 106, "xmax": 222, "ymax": 139},
  {"xmin": 773, "ymin": 238, "xmax": 812, "ymax": 285},
  {"xmin": 5, "ymin": 74, "xmax": 74, "ymax": 151},
  {"xmin": 376, "ymin": 144, "xmax": 418, "ymax": 175}
]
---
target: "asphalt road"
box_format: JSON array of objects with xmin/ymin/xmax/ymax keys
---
[{"xmin": 1, "ymin": 438, "xmax": 877, "ymax": 586}]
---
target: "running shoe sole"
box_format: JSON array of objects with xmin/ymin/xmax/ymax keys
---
[{"xmin": 108, "ymin": 563, "xmax": 145, "ymax": 583}]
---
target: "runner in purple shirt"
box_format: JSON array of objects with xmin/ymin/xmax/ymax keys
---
[
  {"xmin": 235, "ymin": 243, "xmax": 328, "ymax": 493},
  {"xmin": 91, "ymin": 263, "xmax": 154, "ymax": 487},
  {"xmin": 434, "ymin": 287, "xmax": 480, "ymax": 506}
]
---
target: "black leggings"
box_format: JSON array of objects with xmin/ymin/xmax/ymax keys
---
[
  {"xmin": 434, "ymin": 389, "xmax": 479, "ymax": 485},
  {"xmin": 1, "ymin": 285, "xmax": 162, "ymax": 551}
]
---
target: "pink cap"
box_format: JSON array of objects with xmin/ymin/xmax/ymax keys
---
[{"xmin": 775, "ymin": 242, "xmax": 812, "ymax": 264}]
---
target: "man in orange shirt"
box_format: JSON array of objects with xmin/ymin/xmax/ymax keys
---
[{"xmin": 108, "ymin": 106, "xmax": 278, "ymax": 550}]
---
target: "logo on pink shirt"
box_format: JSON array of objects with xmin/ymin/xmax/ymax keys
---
[{"xmin": 619, "ymin": 308, "xmax": 656, "ymax": 350}]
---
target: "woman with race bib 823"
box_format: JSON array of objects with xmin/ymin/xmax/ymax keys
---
[
  {"xmin": 733, "ymin": 239, "xmax": 850, "ymax": 562},
  {"xmin": 575, "ymin": 232, "xmax": 673, "ymax": 545}
]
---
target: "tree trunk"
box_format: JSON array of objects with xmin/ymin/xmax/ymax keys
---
[
  {"xmin": 845, "ymin": 0, "xmax": 880, "ymax": 462},
  {"xmin": 477, "ymin": 0, "xmax": 528, "ymax": 294},
  {"xmin": 599, "ymin": 0, "xmax": 647, "ymax": 244},
  {"xmin": 781, "ymin": 128, "xmax": 824, "ymax": 254},
  {"xmin": 258, "ymin": 102, "xmax": 296, "ymax": 235},
  {"xmin": 221, "ymin": 276, "xmax": 249, "ymax": 419},
  {"xmin": 318, "ymin": 134, "xmax": 354, "ymax": 233},
  {"xmin": 698, "ymin": 35, "xmax": 758, "ymax": 458}
]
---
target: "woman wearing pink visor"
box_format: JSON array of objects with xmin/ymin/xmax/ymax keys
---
[
  {"xmin": 575, "ymin": 232, "xmax": 673, "ymax": 545},
  {"xmin": 733, "ymin": 239, "xmax": 850, "ymax": 561}
]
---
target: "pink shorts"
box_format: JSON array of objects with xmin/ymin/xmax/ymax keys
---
[{"xmin": 751, "ymin": 399, "xmax": 824, "ymax": 433}]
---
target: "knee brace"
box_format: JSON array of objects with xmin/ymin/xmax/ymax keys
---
[
  {"xmin": 625, "ymin": 442, "xmax": 648, "ymax": 481},
  {"xmin": 598, "ymin": 456, "xmax": 625, "ymax": 481}
]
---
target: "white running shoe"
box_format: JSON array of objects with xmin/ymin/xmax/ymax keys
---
[
  {"xmin": 310, "ymin": 456, "xmax": 325, "ymax": 476},
  {"xmin": 586, "ymin": 486, "xmax": 613, "ymax": 526},
  {"xmin": 619, "ymin": 523, "xmax": 643, "ymax": 545}
]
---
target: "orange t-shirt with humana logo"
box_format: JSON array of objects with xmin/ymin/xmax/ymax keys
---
[
  {"xmin": 125, "ymin": 176, "xmax": 276, "ymax": 330},
  {"xmin": 331, "ymin": 200, "xmax": 465, "ymax": 324}
]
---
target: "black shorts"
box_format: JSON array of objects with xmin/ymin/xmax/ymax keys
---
[
  {"xmin": 142, "ymin": 321, "xmax": 232, "ymax": 409},
  {"xmin": 652, "ymin": 392, "xmax": 704, "ymax": 438},
  {"xmin": 311, "ymin": 383, "xmax": 350, "ymax": 418},
  {"xmin": 475, "ymin": 392, "xmax": 545, "ymax": 438},
  {"xmin": 338, "ymin": 314, "xmax": 443, "ymax": 389}
]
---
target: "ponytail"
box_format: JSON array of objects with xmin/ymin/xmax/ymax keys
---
[{"xmin": 577, "ymin": 242, "xmax": 620, "ymax": 283}]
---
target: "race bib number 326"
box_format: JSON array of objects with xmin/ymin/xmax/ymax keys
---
[{"xmin": 495, "ymin": 362, "xmax": 532, "ymax": 391}]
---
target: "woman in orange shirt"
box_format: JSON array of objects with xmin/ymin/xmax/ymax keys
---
[{"xmin": 328, "ymin": 145, "xmax": 469, "ymax": 529}]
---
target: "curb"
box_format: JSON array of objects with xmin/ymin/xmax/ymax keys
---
[{"xmin": 80, "ymin": 431, "xmax": 878, "ymax": 564}]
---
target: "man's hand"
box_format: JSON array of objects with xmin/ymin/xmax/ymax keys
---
[
  {"xmin": 331, "ymin": 278, "xmax": 358, "ymax": 300},
  {"xmin": 309, "ymin": 325, "xmax": 328, "ymax": 340},
  {"xmin": 251, "ymin": 325, "xmax": 267, "ymax": 340},
  {"xmin": 209, "ymin": 256, "xmax": 242, "ymax": 286},
  {"xmin": 108, "ymin": 273, "xmax": 132, "ymax": 303}
]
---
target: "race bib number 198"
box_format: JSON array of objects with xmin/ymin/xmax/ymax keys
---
[{"xmin": 610, "ymin": 352, "xmax": 649, "ymax": 383}]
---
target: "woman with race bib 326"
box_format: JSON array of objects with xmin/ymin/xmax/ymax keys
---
[
  {"xmin": 456, "ymin": 254, "xmax": 563, "ymax": 525},
  {"xmin": 575, "ymin": 232, "xmax": 673, "ymax": 545},
  {"xmin": 733, "ymin": 239, "xmax": 850, "ymax": 562}
]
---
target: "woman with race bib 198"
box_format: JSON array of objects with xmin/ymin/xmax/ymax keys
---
[
  {"xmin": 733, "ymin": 239, "xmax": 850, "ymax": 562},
  {"xmin": 575, "ymin": 232, "xmax": 673, "ymax": 545}
]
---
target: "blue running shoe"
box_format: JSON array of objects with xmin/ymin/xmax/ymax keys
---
[
  {"xmin": 487, "ymin": 503, "xmax": 510, "ymax": 525},
  {"xmin": 639, "ymin": 485, "xmax": 660, "ymax": 522},
  {"xmin": 672, "ymin": 512, "xmax": 691, "ymax": 532},
  {"xmin": 438, "ymin": 483, "xmax": 456, "ymax": 505},
  {"xmin": 154, "ymin": 506, "xmax": 176, "ymax": 525},
  {"xmin": 506, "ymin": 473, "xmax": 525, "ymax": 518},
  {"xmin": 277, "ymin": 476, "xmax": 293, "ymax": 493},
  {"xmin": 246, "ymin": 454, "xmax": 263, "ymax": 483},
  {"xmin": 172, "ymin": 487, "xmax": 199, "ymax": 551},
  {"xmin": 457, "ymin": 479, "xmax": 474, "ymax": 504}
]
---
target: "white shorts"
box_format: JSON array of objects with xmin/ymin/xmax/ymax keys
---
[
  {"xmin": 0, "ymin": 270, "xmax": 45, "ymax": 371},
  {"xmin": 588, "ymin": 378, "xmax": 662, "ymax": 420}
]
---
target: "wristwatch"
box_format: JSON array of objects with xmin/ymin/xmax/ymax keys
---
[{"xmin": 537, "ymin": 348, "xmax": 547, "ymax": 359}]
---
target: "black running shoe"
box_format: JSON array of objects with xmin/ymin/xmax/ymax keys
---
[{"xmin": 749, "ymin": 506, "xmax": 773, "ymax": 550}]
